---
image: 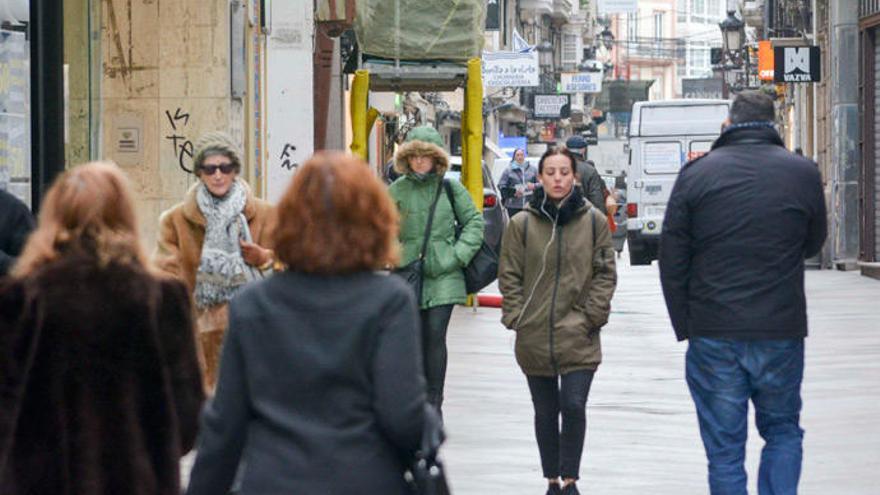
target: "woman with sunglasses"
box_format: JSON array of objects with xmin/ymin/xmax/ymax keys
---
[{"xmin": 155, "ymin": 131, "xmax": 275, "ymax": 390}]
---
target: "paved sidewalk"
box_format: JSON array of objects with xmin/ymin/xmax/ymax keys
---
[{"xmin": 441, "ymin": 263, "xmax": 880, "ymax": 495}]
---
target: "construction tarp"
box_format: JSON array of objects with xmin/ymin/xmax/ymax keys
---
[{"xmin": 354, "ymin": 0, "xmax": 485, "ymax": 61}]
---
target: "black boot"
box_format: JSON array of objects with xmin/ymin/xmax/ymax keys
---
[
  {"xmin": 561, "ymin": 482, "xmax": 580, "ymax": 495},
  {"xmin": 545, "ymin": 483, "xmax": 562, "ymax": 495}
]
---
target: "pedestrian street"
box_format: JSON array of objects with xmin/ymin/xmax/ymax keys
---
[{"xmin": 441, "ymin": 257, "xmax": 880, "ymax": 495}]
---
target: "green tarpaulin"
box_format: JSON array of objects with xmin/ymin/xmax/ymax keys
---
[{"xmin": 354, "ymin": 0, "xmax": 486, "ymax": 61}]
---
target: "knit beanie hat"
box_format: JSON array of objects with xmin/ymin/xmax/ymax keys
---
[
  {"xmin": 193, "ymin": 131, "xmax": 242, "ymax": 173},
  {"xmin": 405, "ymin": 126, "xmax": 445, "ymax": 149}
]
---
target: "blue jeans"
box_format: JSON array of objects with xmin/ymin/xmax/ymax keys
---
[{"xmin": 686, "ymin": 337, "xmax": 805, "ymax": 495}]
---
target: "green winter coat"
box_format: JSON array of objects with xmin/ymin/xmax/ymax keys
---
[
  {"xmin": 498, "ymin": 187, "xmax": 617, "ymax": 376},
  {"xmin": 388, "ymin": 140, "xmax": 485, "ymax": 309}
]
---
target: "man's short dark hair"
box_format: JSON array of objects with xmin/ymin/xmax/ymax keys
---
[{"xmin": 729, "ymin": 90, "xmax": 775, "ymax": 124}]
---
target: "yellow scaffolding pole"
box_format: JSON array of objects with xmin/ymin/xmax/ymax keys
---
[
  {"xmin": 463, "ymin": 58, "xmax": 484, "ymax": 211},
  {"xmin": 349, "ymin": 70, "xmax": 370, "ymax": 160},
  {"xmin": 463, "ymin": 58, "xmax": 484, "ymax": 305}
]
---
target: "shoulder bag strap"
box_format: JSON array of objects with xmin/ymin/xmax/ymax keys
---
[
  {"xmin": 442, "ymin": 179, "xmax": 461, "ymax": 226},
  {"xmin": 418, "ymin": 181, "xmax": 445, "ymax": 260}
]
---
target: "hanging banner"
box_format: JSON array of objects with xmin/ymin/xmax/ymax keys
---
[
  {"xmin": 758, "ymin": 40, "xmax": 775, "ymax": 81},
  {"xmin": 482, "ymin": 51, "xmax": 540, "ymax": 87},
  {"xmin": 598, "ymin": 0, "xmax": 638, "ymax": 15},
  {"xmin": 773, "ymin": 46, "xmax": 820, "ymax": 83},
  {"xmin": 560, "ymin": 72, "xmax": 604, "ymax": 94}
]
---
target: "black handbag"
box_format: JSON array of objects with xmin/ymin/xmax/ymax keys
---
[
  {"xmin": 393, "ymin": 182, "xmax": 445, "ymax": 300},
  {"xmin": 406, "ymin": 405, "xmax": 451, "ymax": 495},
  {"xmin": 443, "ymin": 180, "xmax": 499, "ymax": 294}
]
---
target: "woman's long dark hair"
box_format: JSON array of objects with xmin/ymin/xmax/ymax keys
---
[{"xmin": 537, "ymin": 147, "xmax": 578, "ymax": 174}]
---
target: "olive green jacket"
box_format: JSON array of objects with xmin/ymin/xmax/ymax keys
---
[
  {"xmin": 498, "ymin": 188, "xmax": 617, "ymax": 376},
  {"xmin": 389, "ymin": 140, "xmax": 485, "ymax": 309}
]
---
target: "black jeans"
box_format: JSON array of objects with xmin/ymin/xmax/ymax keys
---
[
  {"xmin": 526, "ymin": 370, "xmax": 596, "ymax": 480},
  {"xmin": 419, "ymin": 305, "xmax": 454, "ymax": 412}
]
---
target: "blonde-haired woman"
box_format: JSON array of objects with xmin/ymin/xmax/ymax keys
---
[
  {"xmin": 154, "ymin": 131, "xmax": 275, "ymax": 389},
  {"xmin": 0, "ymin": 162, "xmax": 204, "ymax": 495}
]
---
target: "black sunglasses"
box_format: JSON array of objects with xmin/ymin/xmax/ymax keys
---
[{"xmin": 199, "ymin": 163, "xmax": 236, "ymax": 175}]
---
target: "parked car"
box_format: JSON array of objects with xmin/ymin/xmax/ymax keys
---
[{"xmin": 446, "ymin": 156, "xmax": 507, "ymax": 255}]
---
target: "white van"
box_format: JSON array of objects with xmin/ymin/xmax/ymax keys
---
[{"xmin": 626, "ymin": 99, "xmax": 730, "ymax": 265}]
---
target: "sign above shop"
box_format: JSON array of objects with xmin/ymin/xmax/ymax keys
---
[
  {"xmin": 757, "ymin": 40, "xmax": 775, "ymax": 81},
  {"xmin": 682, "ymin": 78, "xmax": 724, "ymax": 100},
  {"xmin": 774, "ymin": 46, "xmax": 820, "ymax": 83},
  {"xmin": 482, "ymin": 51, "xmax": 540, "ymax": 87},
  {"xmin": 560, "ymin": 72, "xmax": 603, "ymax": 94},
  {"xmin": 533, "ymin": 94, "xmax": 571, "ymax": 119}
]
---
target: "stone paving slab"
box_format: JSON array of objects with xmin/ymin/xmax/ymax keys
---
[{"xmin": 441, "ymin": 263, "xmax": 880, "ymax": 495}]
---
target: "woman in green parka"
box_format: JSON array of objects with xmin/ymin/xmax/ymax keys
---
[
  {"xmin": 388, "ymin": 126, "xmax": 484, "ymax": 413},
  {"xmin": 498, "ymin": 148, "xmax": 617, "ymax": 495}
]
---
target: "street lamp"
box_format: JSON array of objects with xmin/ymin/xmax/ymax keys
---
[
  {"xmin": 536, "ymin": 40, "xmax": 554, "ymax": 71},
  {"xmin": 719, "ymin": 10, "xmax": 745, "ymax": 56},
  {"xmin": 599, "ymin": 26, "xmax": 615, "ymax": 51}
]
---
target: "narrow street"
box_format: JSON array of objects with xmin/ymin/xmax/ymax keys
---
[{"xmin": 441, "ymin": 256, "xmax": 880, "ymax": 495}]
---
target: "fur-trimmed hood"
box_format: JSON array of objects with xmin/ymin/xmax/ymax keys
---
[{"xmin": 393, "ymin": 140, "xmax": 450, "ymax": 176}]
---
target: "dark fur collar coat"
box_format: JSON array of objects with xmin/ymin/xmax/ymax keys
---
[{"xmin": 0, "ymin": 254, "xmax": 205, "ymax": 494}]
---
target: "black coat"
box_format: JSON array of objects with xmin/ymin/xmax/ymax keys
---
[
  {"xmin": 659, "ymin": 126, "xmax": 827, "ymax": 341},
  {"xmin": 0, "ymin": 255, "xmax": 205, "ymax": 494},
  {"xmin": 0, "ymin": 190, "xmax": 34, "ymax": 276},
  {"xmin": 574, "ymin": 157, "xmax": 608, "ymax": 214},
  {"xmin": 185, "ymin": 271, "xmax": 426, "ymax": 495}
]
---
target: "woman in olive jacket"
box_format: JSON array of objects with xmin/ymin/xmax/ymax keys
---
[
  {"xmin": 388, "ymin": 126, "xmax": 484, "ymax": 413},
  {"xmin": 498, "ymin": 148, "xmax": 617, "ymax": 495}
]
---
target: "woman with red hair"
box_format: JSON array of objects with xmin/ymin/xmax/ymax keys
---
[
  {"xmin": 186, "ymin": 152, "xmax": 427, "ymax": 494},
  {"xmin": 0, "ymin": 162, "xmax": 204, "ymax": 495}
]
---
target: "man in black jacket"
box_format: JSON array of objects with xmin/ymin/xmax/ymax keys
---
[
  {"xmin": 0, "ymin": 189, "xmax": 34, "ymax": 276},
  {"xmin": 565, "ymin": 135, "xmax": 607, "ymax": 214},
  {"xmin": 659, "ymin": 91, "xmax": 826, "ymax": 495}
]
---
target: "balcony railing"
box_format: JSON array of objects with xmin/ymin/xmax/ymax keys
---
[
  {"xmin": 619, "ymin": 37, "xmax": 686, "ymax": 61},
  {"xmin": 862, "ymin": 0, "xmax": 880, "ymax": 17}
]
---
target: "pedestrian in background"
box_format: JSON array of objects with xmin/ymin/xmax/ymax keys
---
[
  {"xmin": 388, "ymin": 125, "xmax": 484, "ymax": 413},
  {"xmin": 498, "ymin": 148, "xmax": 617, "ymax": 495},
  {"xmin": 659, "ymin": 91, "xmax": 827, "ymax": 495},
  {"xmin": 154, "ymin": 131, "xmax": 275, "ymax": 390},
  {"xmin": 186, "ymin": 152, "xmax": 426, "ymax": 495},
  {"xmin": 498, "ymin": 148, "xmax": 539, "ymax": 218},
  {"xmin": 564, "ymin": 136, "xmax": 607, "ymax": 214},
  {"xmin": 0, "ymin": 188, "xmax": 34, "ymax": 277},
  {"xmin": 0, "ymin": 162, "xmax": 204, "ymax": 495}
]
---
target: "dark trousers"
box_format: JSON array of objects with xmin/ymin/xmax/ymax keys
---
[
  {"xmin": 506, "ymin": 206, "xmax": 524, "ymax": 219},
  {"xmin": 686, "ymin": 337, "xmax": 805, "ymax": 495},
  {"xmin": 419, "ymin": 305, "xmax": 454, "ymax": 412},
  {"xmin": 526, "ymin": 369, "xmax": 595, "ymax": 480}
]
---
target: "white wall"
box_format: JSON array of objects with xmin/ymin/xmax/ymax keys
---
[{"xmin": 264, "ymin": 0, "xmax": 314, "ymax": 203}]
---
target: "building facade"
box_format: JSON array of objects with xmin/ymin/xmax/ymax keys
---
[
  {"xmin": 611, "ymin": 0, "xmax": 680, "ymax": 101},
  {"xmin": 674, "ymin": 0, "xmax": 727, "ymax": 96}
]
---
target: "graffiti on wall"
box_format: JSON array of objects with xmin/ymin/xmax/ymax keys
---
[
  {"xmin": 280, "ymin": 143, "xmax": 299, "ymax": 171},
  {"xmin": 165, "ymin": 108, "xmax": 194, "ymax": 173}
]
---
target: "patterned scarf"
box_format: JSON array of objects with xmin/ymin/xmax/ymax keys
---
[{"xmin": 194, "ymin": 180, "xmax": 251, "ymax": 308}]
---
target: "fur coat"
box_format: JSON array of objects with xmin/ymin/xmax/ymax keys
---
[
  {"xmin": 153, "ymin": 180, "xmax": 274, "ymax": 389},
  {"xmin": 0, "ymin": 254, "xmax": 205, "ymax": 495}
]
